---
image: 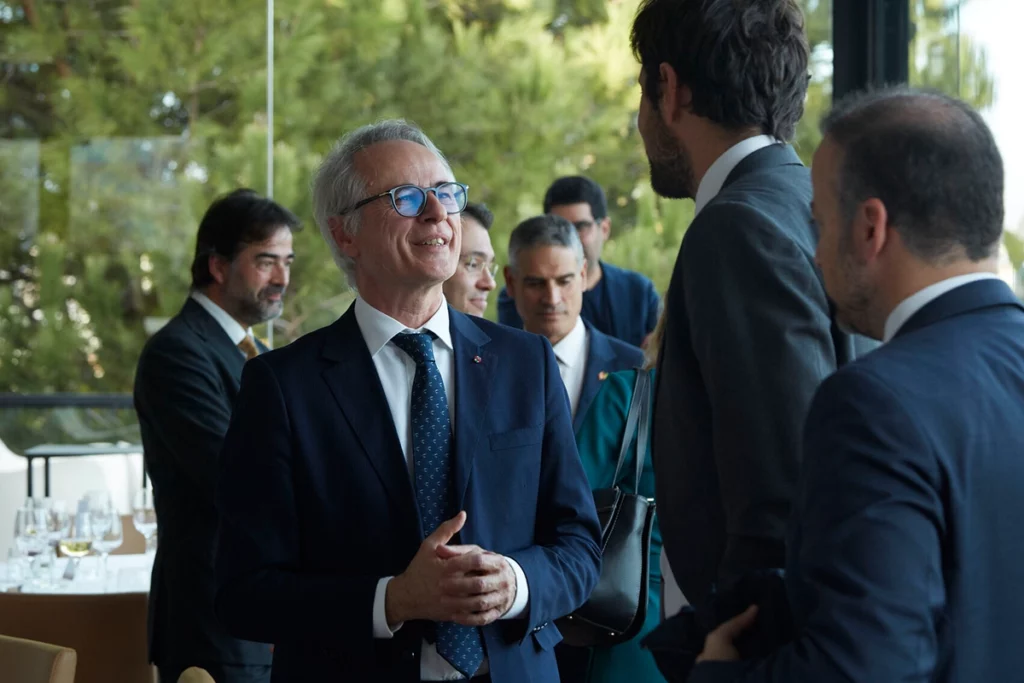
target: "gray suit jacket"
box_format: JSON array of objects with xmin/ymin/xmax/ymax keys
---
[{"xmin": 653, "ymin": 144, "xmax": 874, "ymax": 614}]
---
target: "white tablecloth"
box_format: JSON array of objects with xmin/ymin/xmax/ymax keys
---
[{"xmin": 0, "ymin": 552, "xmax": 152, "ymax": 594}]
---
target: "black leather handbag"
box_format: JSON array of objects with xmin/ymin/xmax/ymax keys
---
[{"xmin": 557, "ymin": 368, "xmax": 657, "ymax": 648}]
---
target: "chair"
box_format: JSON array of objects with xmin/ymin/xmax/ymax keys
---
[
  {"xmin": 114, "ymin": 513, "xmax": 148, "ymax": 555},
  {"xmin": 177, "ymin": 667, "xmax": 216, "ymax": 683},
  {"xmin": 0, "ymin": 591, "xmax": 153, "ymax": 683},
  {"xmin": 0, "ymin": 634, "xmax": 77, "ymax": 683}
]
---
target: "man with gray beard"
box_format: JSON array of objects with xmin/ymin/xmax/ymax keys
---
[{"xmin": 134, "ymin": 188, "xmax": 300, "ymax": 683}]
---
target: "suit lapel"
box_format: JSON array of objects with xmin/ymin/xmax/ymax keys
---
[
  {"xmin": 180, "ymin": 297, "xmax": 246, "ymax": 381},
  {"xmin": 450, "ymin": 310, "xmax": 497, "ymax": 513},
  {"xmin": 320, "ymin": 307, "xmax": 419, "ymax": 526},
  {"xmin": 575, "ymin": 325, "xmax": 615, "ymax": 432}
]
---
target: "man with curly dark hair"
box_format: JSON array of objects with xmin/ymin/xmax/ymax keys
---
[{"xmin": 630, "ymin": 0, "xmax": 873, "ymax": 625}]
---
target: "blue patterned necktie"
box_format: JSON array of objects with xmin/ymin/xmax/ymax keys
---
[{"xmin": 391, "ymin": 332, "xmax": 485, "ymax": 678}]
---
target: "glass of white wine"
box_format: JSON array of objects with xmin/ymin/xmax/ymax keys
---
[
  {"xmin": 132, "ymin": 488, "xmax": 158, "ymax": 555},
  {"xmin": 59, "ymin": 506, "xmax": 95, "ymax": 582}
]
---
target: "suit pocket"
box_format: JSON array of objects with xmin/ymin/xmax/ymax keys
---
[
  {"xmin": 531, "ymin": 623, "xmax": 563, "ymax": 652},
  {"xmin": 488, "ymin": 425, "xmax": 544, "ymax": 451}
]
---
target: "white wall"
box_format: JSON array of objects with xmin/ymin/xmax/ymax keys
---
[{"xmin": 0, "ymin": 439, "xmax": 145, "ymax": 556}]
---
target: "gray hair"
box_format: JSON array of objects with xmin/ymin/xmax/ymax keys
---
[
  {"xmin": 311, "ymin": 119, "xmax": 453, "ymax": 289},
  {"xmin": 507, "ymin": 214, "xmax": 585, "ymax": 272}
]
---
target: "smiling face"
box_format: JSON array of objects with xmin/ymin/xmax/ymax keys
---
[
  {"xmin": 210, "ymin": 226, "xmax": 294, "ymax": 326},
  {"xmin": 442, "ymin": 216, "xmax": 496, "ymax": 316},
  {"xmin": 332, "ymin": 139, "xmax": 462, "ymax": 299}
]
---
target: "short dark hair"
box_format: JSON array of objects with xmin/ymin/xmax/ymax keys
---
[
  {"xmin": 821, "ymin": 87, "xmax": 1004, "ymax": 263},
  {"xmin": 462, "ymin": 202, "xmax": 494, "ymax": 230},
  {"xmin": 630, "ymin": 0, "xmax": 810, "ymax": 142},
  {"xmin": 190, "ymin": 189, "xmax": 302, "ymax": 289},
  {"xmin": 543, "ymin": 176, "xmax": 608, "ymax": 221}
]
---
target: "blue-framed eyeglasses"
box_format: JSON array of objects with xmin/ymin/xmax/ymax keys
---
[{"xmin": 338, "ymin": 182, "xmax": 469, "ymax": 218}]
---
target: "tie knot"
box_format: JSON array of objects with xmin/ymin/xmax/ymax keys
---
[
  {"xmin": 392, "ymin": 332, "xmax": 436, "ymax": 366},
  {"xmin": 238, "ymin": 335, "xmax": 260, "ymax": 360}
]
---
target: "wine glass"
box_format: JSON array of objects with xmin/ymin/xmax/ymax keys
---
[
  {"xmin": 90, "ymin": 502, "xmax": 123, "ymax": 584},
  {"xmin": 58, "ymin": 505, "xmax": 95, "ymax": 582},
  {"xmin": 14, "ymin": 507, "xmax": 49, "ymax": 581},
  {"xmin": 132, "ymin": 488, "xmax": 158, "ymax": 554}
]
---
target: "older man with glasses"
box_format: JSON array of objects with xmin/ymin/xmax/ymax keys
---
[
  {"xmin": 213, "ymin": 119, "xmax": 602, "ymax": 683},
  {"xmin": 443, "ymin": 202, "xmax": 498, "ymax": 317}
]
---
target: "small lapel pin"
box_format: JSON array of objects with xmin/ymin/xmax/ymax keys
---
[
  {"xmin": 473, "ymin": 355, "xmax": 482, "ymax": 364},
  {"xmin": 598, "ymin": 371, "xmax": 609, "ymax": 380}
]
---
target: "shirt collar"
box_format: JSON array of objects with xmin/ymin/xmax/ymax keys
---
[
  {"xmin": 883, "ymin": 273, "xmax": 1002, "ymax": 342},
  {"xmin": 190, "ymin": 291, "xmax": 251, "ymax": 345},
  {"xmin": 694, "ymin": 135, "xmax": 778, "ymax": 215},
  {"xmin": 354, "ymin": 295, "xmax": 453, "ymax": 358},
  {"xmin": 551, "ymin": 317, "xmax": 588, "ymax": 368}
]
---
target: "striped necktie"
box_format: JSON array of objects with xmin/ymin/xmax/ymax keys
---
[{"xmin": 238, "ymin": 335, "xmax": 260, "ymax": 360}]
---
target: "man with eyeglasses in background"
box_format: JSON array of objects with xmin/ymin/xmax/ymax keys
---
[
  {"xmin": 443, "ymin": 202, "xmax": 498, "ymax": 317},
  {"xmin": 214, "ymin": 120, "xmax": 601, "ymax": 682},
  {"xmin": 498, "ymin": 176, "xmax": 660, "ymax": 349}
]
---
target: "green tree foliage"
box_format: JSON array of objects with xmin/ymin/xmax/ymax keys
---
[{"xmin": 0, "ymin": 0, "xmax": 1000, "ymax": 395}]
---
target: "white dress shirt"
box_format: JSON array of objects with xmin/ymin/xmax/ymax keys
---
[
  {"xmin": 551, "ymin": 317, "xmax": 589, "ymax": 418},
  {"xmin": 693, "ymin": 135, "xmax": 778, "ymax": 216},
  {"xmin": 660, "ymin": 134, "xmax": 778, "ymax": 620},
  {"xmin": 883, "ymin": 273, "xmax": 1002, "ymax": 343},
  {"xmin": 190, "ymin": 291, "xmax": 255, "ymax": 356},
  {"xmin": 355, "ymin": 296, "xmax": 529, "ymax": 680}
]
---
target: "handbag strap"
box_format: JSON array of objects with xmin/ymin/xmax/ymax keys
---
[{"xmin": 611, "ymin": 368, "xmax": 652, "ymax": 491}]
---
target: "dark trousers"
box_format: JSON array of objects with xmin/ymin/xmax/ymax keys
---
[{"xmin": 157, "ymin": 661, "xmax": 272, "ymax": 683}]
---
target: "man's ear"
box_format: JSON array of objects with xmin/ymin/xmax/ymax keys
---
[
  {"xmin": 853, "ymin": 198, "xmax": 890, "ymax": 265},
  {"xmin": 599, "ymin": 217, "xmax": 611, "ymax": 241},
  {"xmin": 658, "ymin": 62, "xmax": 692, "ymax": 125},
  {"xmin": 208, "ymin": 253, "xmax": 230, "ymax": 286},
  {"xmin": 329, "ymin": 216, "xmax": 358, "ymax": 260}
]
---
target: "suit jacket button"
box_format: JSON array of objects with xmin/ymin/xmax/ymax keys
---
[{"xmin": 403, "ymin": 650, "xmax": 417, "ymax": 661}]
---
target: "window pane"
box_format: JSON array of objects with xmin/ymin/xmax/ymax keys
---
[
  {"xmin": 0, "ymin": 3, "xmax": 272, "ymax": 394},
  {"xmin": 910, "ymin": 0, "xmax": 1024, "ymax": 289}
]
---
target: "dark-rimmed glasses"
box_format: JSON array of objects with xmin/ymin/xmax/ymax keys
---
[{"xmin": 338, "ymin": 182, "xmax": 469, "ymax": 218}]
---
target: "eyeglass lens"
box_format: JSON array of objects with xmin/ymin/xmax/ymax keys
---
[{"xmin": 393, "ymin": 183, "xmax": 467, "ymax": 217}]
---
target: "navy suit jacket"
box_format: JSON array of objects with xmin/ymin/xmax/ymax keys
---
[
  {"xmin": 134, "ymin": 298, "xmax": 271, "ymax": 668},
  {"xmin": 214, "ymin": 304, "xmax": 603, "ymax": 682},
  {"xmin": 690, "ymin": 279, "xmax": 1024, "ymax": 683},
  {"xmin": 653, "ymin": 144, "xmax": 875, "ymax": 614},
  {"xmin": 574, "ymin": 323, "xmax": 644, "ymax": 432},
  {"xmin": 499, "ymin": 262, "xmax": 660, "ymax": 348}
]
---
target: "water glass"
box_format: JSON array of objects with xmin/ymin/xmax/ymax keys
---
[{"xmin": 132, "ymin": 488, "xmax": 158, "ymax": 554}]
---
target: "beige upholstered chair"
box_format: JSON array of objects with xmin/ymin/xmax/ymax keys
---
[
  {"xmin": 0, "ymin": 591, "xmax": 153, "ymax": 683},
  {"xmin": 0, "ymin": 634, "xmax": 77, "ymax": 683},
  {"xmin": 177, "ymin": 667, "xmax": 217, "ymax": 683}
]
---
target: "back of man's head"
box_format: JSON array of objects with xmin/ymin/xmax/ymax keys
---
[
  {"xmin": 190, "ymin": 189, "xmax": 302, "ymax": 290},
  {"xmin": 543, "ymin": 176, "xmax": 608, "ymax": 221},
  {"xmin": 630, "ymin": 0, "xmax": 810, "ymax": 142},
  {"xmin": 821, "ymin": 87, "xmax": 1004, "ymax": 263}
]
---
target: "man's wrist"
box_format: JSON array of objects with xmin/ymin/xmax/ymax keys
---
[{"xmin": 384, "ymin": 573, "xmax": 407, "ymax": 627}]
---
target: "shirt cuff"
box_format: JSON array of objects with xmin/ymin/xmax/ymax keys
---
[
  {"xmin": 373, "ymin": 576, "xmax": 403, "ymax": 638},
  {"xmin": 500, "ymin": 556, "xmax": 530, "ymax": 619}
]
